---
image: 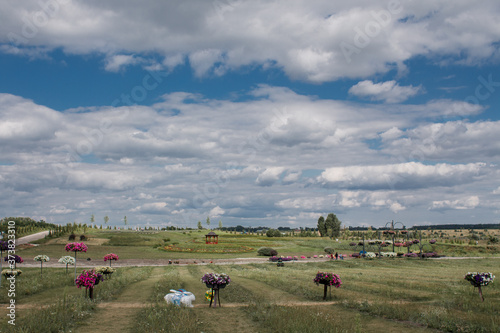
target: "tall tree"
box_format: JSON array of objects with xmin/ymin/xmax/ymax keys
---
[
  {"xmin": 104, "ymin": 215, "xmax": 109, "ymax": 225},
  {"xmin": 317, "ymin": 216, "xmax": 327, "ymax": 237},
  {"xmin": 218, "ymin": 220, "xmax": 223, "ymax": 229},
  {"xmin": 197, "ymin": 221, "xmax": 203, "ymax": 230},
  {"xmin": 124, "ymin": 216, "xmax": 128, "ymax": 226},
  {"xmin": 206, "ymin": 216, "xmax": 211, "ymax": 228},
  {"xmin": 325, "ymin": 213, "xmax": 341, "ymax": 238},
  {"xmin": 90, "ymin": 214, "xmax": 95, "ymax": 224}
]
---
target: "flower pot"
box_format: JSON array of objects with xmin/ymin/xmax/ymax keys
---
[
  {"xmin": 206, "ymin": 283, "xmax": 214, "ymax": 288},
  {"xmin": 219, "ymin": 283, "xmax": 226, "ymax": 289}
]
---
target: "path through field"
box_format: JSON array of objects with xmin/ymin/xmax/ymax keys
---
[{"xmin": 74, "ymin": 267, "xmax": 165, "ymax": 333}]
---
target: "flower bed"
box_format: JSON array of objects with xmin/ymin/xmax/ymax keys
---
[
  {"xmin": 162, "ymin": 244, "xmax": 253, "ymax": 254},
  {"xmin": 268, "ymin": 256, "xmax": 294, "ymax": 262}
]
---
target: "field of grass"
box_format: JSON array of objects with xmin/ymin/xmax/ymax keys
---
[
  {"xmin": 1, "ymin": 257, "xmax": 498, "ymax": 332},
  {"xmin": 19, "ymin": 228, "xmax": 500, "ymax": 263}
]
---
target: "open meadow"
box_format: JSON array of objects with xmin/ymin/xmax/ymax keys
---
[{"xmin": 1, "ymin": 229, "xmax": 499, "ymax": 332}]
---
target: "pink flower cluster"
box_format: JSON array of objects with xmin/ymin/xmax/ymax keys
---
[
  {"xmin": 65, "ymin": 242, "xmax": 88, "ymax": 252},
  {"xmin": 104, "ymin": 253, "xmax": 119, "ymax": 262},
  {"xmin": 314, "ymin": 272, "xmax": 342, "ymax": 288},
  {"xmin": 75, "ymin": 269, "xmax": 103, "ymax": 289}
]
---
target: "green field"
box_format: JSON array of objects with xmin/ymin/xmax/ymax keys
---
[
  {"xmin": 1, "ymin": 259, "xmax": 498, "ymax": 332},
  {"xmin": 1, "ymin": 230, "xmax": 498, "ymax": 332},
  {"xmin": 20, "ymin": 228, "xmax": 500, "ymax": 260}
]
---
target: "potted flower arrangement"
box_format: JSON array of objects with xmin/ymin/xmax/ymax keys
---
[
  {"xmin": 65, "ymin": 242, "xmax": 88, "ymax": 282},
  {"xmin": 103, "ymin": 253, "xmax": 119, "ymax": 267},
  {"xmin": 2, "ymin": 269, "xmax": 22, "ymax": 279},
  {"xmin": 95, "ymin": 266, "xmax": 115, "ymax": 279},
  {"xmin": 314, "ymin": 271, "xmax": 342, "ymax": 300},
  {"xmin": 75, "ymin": 269, "xmax": 103, "ymax": 299},
  {"xmin": 201, "ymin": 272, "xmax": 231, "ymax": 307},
  {"xmin": 34, "ymin": 255, "xmax": 50, "ymax": 276},
  {"xmin": 4, "ymin": 255, "xmax": 23, "ymax": 269},
  {"xmin": 58, "ymin": 256, "xmax": 76, "ymax": 274},
  {"xmin": 464, "ymin": 272, "xmax": 495, "ymax": 301},
  {"xmin": 201, "ymin": 272, "xmax": 231, "ymax": 289}
]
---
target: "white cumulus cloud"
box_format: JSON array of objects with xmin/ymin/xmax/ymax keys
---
[{"xmin": 349, "ymin": 80, "xmax": 421, "ymax": 103}]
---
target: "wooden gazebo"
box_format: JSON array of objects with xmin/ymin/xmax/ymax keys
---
[{"xmin": 205, "ymin": 231, "xmax": 219, "ymax": 244}]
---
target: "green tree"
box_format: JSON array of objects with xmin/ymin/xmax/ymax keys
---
[
  {"xmin": 218, "ymin": 220, "xmax": 223, "ymax": 229},
  {"xmin": 206, "ymin": 216, "xmax": 211, "ymax": 228},
  {"xmin": 317, "ymin": 216, "xmax": 327, "ymax": 237},
  {"xmin": 197, "ymin": 221, "xmax": 203, "ymax": 230},
  {"xmin": 90, "ymin": 214, "xmax": 95, "ymax": 224},
  {"xmin": 124, "ymin": 216, "xmax": 128, "ymax": 226},
  {"xmin": 325, "ymin": 213, "xmax": 341, "ymax": 238},
  {"xmin": 104, "ymin": 215, "xmax": 109, "ymax": 225}
]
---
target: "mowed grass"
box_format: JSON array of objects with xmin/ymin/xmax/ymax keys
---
[{"xmin": 1, "ymin": 258, "xmax": 498, "ymax": 332}]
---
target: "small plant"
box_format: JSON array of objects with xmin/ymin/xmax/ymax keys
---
[
  {"xmin": 95, "ymin": 266, "xmax": 115, "ymax": 279},
  {"xmin": 103, "ymin": 253, "xmax": 119, "ymax": 267},
  {"xmin": 314, "ymin": 272, "xmax": 342, "ymax": 300},
  {"xmin": 58, "ymin": 256, "xmax": 75, "ymax": 274},
  {"xmin": 464, "ymin": 272, "xmax": 495, "ymax": 301},
  {"xmin": 201, "ymin": 272, "xmax": 231, "ymax": 287},
  {"xmin": 34, "ymin": 255, "xmax": 50, "ymax": 276},
  {"xmin": 201, "ymin": 272, "xmax": 231, "ymax": 307},
  {"xmin": 1, "ymin": 269, "xmax": 22, "ymax": 278},
  {"xmin": 75, "ymin": 269, "xmax": 103, "ymax": 299},
  {"xmin": 4, "ymin": 255, "xmax": 23, "ymax": 269},
  {"xmin": 65, "ymin": 242, "xmax": 88, "ymax": 282}
]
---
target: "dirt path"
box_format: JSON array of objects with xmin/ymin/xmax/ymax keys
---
[{"xmin": 74, "ymin": 267, "xmax": 165, "ymax": 333}]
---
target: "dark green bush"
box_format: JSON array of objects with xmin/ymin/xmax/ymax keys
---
[
  {"xmin": 324, "ymin": 247, "xmax": 335, "ymax": 254},
  {"xmin": 257, "ymin": 247, "xmax": 278, "ymax": 256}
]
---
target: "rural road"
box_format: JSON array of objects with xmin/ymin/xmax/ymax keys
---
[{"xmin": 15, "ymin": 230, "xmax": 49, "ymax": 245}]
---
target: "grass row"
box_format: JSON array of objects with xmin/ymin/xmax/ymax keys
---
[{"xmin": 0, "ymin": 266, "xmax": 152, "ymax": 332}]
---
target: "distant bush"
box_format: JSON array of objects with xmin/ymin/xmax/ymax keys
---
[
  {"xmin": 266, "ymin": 229, "xmax": 282, "ymax": 237},
  {"xmin": 257, "ymin": 247, "xmax": 278, "ymax": 256},
  {"xmin": 488, "ymin": 236, "xmax": 499, "ymax": 244},
  {"xmin": 68, "ymin": 234, "xmax": 76, "ymax": 241},
  {"xmin": 324, "ymin": 247, "xmax": 335, "ymax": 254},
  {"xmin": 79, "ymin": 235, "xmax": 86, "ymax": 241}
]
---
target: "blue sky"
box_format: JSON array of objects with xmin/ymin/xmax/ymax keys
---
[{"xmin": 1, "ymin": 0, "xmax": 500, "ymax": 229}]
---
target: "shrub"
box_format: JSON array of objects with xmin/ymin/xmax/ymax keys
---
[
  {"xmin": 488, "ymin": 236, "xmax": 499, "ymax": 244},
  {"xmin": 266, "ymin": 229, "xmax": 282, "ymax": 237},
  {"xmin": 68, "ymin": 234, "xmax": 76, "ymax": 241},
  {"xmin": 324, "ymin": 247, "xmax": 334, "ymax": 254},
  {"xmin": 80, "ymin": 235, "xmax": 86, "ymax": 241},
  {"xmin": 257, "ymin": 247, "xmax": 278, "ymax": 256}
]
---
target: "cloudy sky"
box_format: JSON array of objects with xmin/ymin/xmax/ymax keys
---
[{"xmin": 1, "ymin": 0, "xmax": 500, "ymax": 229}]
